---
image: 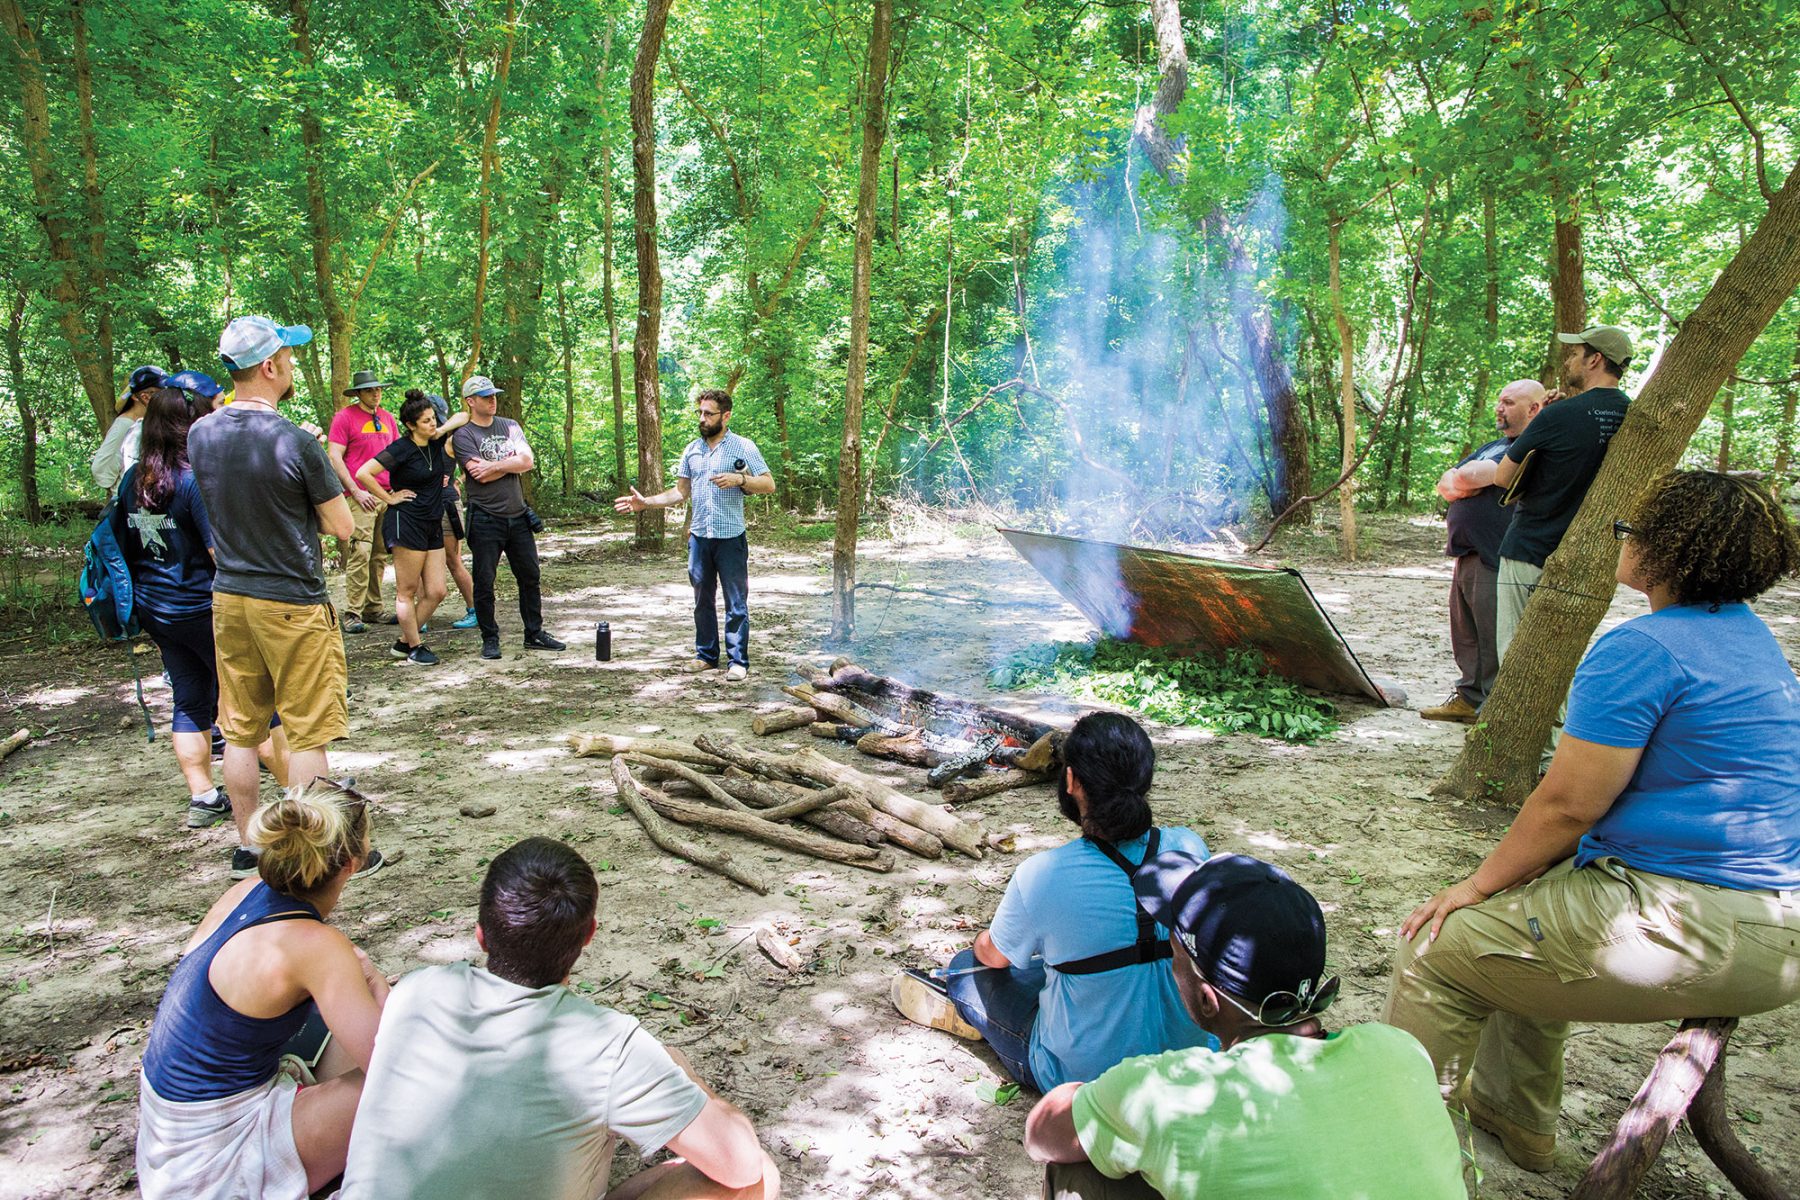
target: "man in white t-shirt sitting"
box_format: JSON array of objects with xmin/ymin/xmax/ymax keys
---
[{"xmin": 340, "ymin": 838, "xmax": 780, "ymax": 1200}]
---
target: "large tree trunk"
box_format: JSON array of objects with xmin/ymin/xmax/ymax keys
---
[
  {"xmin": 1546, "ymin": 177, "xmax": 1586, "ymax": 386},
  {"xmin": 5, "ymin": 288, "xmax": 41, "ymax": 523},
  {"xmin": 2, "ymin": 0, "xmax": 115, "ymax": 430},
  {"xmin": 464, "ymin": 0, "xmax": 517, "ymax": 383},
  {"xmin": 1329, "ymin": 220, "xmax": 1357, "ymax": 560},
  {"xmin": 558, "ymin": 274, "xmax": 576, "ymax": 498},
  {"xmin": 1464, "ymin": 185, "xmax": 1500, "ymax": 454},
  {"xmin": 290, "ymin": 0, "xmax": 351, "ymax": 399},
  {"xmin": 1438, "ymin": 156, "xmax": 1800, "ymax": 804},
  {"xmin": 630, "ymin": 0, "xmax": 674, "ymax": 548},
  {"xmin": 829, "ymin": 0, "xmax": 894, "ymax": 642},
  {"xmin": 765, "ymin": 344, "xmax": 794, "ymax": 510},
  {"xmin": 597, "ymin": 20, "xmax": 628, "ymax": 492},
  {"xmin": 1775, "ymin": 321, "xmax": 1799, "ymax": 480}
]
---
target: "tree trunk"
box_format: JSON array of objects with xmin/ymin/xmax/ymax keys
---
[
  {"xmin": 464, "ymin": 0, "xmax": 517, "ymax": 382},
  {"xmin": 765, "ymin": 345, "xmax": 794, "ymax": 509},
  {"xmin": 1546, "ymin": 177, "xmax": 1586, "ymax": 386},
  {"xmin": 1329, "ymin": 220, "xmax": 1357, "ymax": 560},
  {"xmin": 630, "ymin": 0, "xmax": 674, "ymax": 548},
  {"xmin": 289, "ymin": 0, "xmax": 352, "ymax": 399},
  {"xmin": 1438, "ymin": 156, "xmax": 1800, "ymax": 804},
  {"xmin": 597, "ymin": 19, "xmax": 628, "ymax": 492},
  {"xmin": 1464, "ymin": 184, "xmax": 1500, "ymax": 454},
  {"xmin": 1774, "ymin": 322, "xmax": 1799, "ymax": 480},
  {"xmin": 5, "ymin": 287, "xmax": 42, "ymax": 523},
  {"xmin": 1715, "ymin": 381, "xmax": 1736, "ymax": 471},
  {"xmin": 1, "ymin": 0, "xmax": 115, "ymax": 429},
  {"xmin": 558, "ymin": 275, "xmax": 576, "ymax": 498},
  {"xmin": 70, "ymin": 0, "xmax": 112, "ymax": 375},
  {"xmin": 829, "ymin": 0, "xmax": 894, "ymax": 642}
]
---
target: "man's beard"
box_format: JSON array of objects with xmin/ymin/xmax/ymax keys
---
[{"xmin": 700, "ymin": 419, "xmax": 722, "ymax": 438}]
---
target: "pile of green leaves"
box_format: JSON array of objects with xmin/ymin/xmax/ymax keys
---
[{"xmin": 990, "ymin": 639, "xmax": 1338, "ymax": 744}]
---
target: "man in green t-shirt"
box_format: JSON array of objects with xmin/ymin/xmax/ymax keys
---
[{"xmin": 1023, "ymin": 854, "xmax": 1466, "ymax": 1199}]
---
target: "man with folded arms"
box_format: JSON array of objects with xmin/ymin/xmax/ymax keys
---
[{"xmin": 1023, "ymin": 854, "xmax": 1464, "ymax": 1199}]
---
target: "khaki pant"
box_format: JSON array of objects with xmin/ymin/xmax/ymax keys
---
[
  {"xmin": 1384, "ymin": 858, "xmax": 1800, "ymax": 1138},
  {"xmin": 343, "ymin": 499, "xmax": 388, "ymax": 619},
  {"xmin": 1043, "ymin": 1161, "xmax": 1160, "ymax": 1200},
  {"xmin": 213, "ymin": 592, "xmax": 349, "ymax": 753},
  {"xmin": 1495, "ymin": 556, "xmax": 1563, "ymax": 756}
]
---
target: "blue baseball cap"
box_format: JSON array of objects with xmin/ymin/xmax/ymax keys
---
[
  {"xmin": 218, "ymin": 315, "xmax": 312, "ymax": 372},
  {"xmin": 128, "ymin": 365, "xmax": 167, "ymax": 393},
  {"xmin": 165, "ymin": 369, "xmax": 224, "ymax": 400}
]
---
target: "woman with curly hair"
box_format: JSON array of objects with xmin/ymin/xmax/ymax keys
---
[
  {"xmin": 1385, "ymin": 470, "xmax": 1800, "ymax": 1172},
  {"xmin": 137, "ymin": 781, "xmax": 391, "ymax": 1200}
]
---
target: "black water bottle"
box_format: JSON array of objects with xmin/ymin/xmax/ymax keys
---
[{"xmin": 595, "ymin": 621, "xmax": 612, "ymax": 661}]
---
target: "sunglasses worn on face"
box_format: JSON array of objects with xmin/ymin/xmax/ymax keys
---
[
  {"xmin": 1179, "ymin": 930, "xmax": 1341, "ymax": 1026},
  {"xmin": 1613, "ymin": 520, "xmax": 1634, "ymax": 540}
]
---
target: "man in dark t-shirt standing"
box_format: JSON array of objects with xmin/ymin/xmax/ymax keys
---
[
  {"xmin": 1420, "ymin": 379, "xmax": 1545, "ymax": 723},
  {"xmin": 450, "ymin": 375, "xmax": 564, "ymax": 660},
  {"xmin": 191, "ymin": 315, "xmax": 389, "ymax": 879},
  {"xmin": 1493, "ymin": 325, "xmax": 1635, "ymax": 658}
]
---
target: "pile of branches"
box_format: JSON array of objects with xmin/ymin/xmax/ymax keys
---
[{"xmin": 570, "ymin": 731, "xmax": 994, "ymax": 895}]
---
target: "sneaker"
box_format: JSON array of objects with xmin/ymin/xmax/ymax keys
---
[
  {"xmin": 726, "ymin": 663, "xmax": 748, "ymax": 682},
  {"xmin": 230, "ymin": 846, "xmax": 260, "ymax": 880},
  {"xmin": 406, "ymin": 645, "xmax": 440, "ymax": 666},
  {"xmin": 683, "ymin": 658, "xmax": 718, "ymax": 674},
  {"xmin": 1419, "ymin": 694, "xmax": 1480, "ymax": 724},
  {"xmin": 350, "ymin": 847, "xmax": 399, "ymax": 880},
  {"xmin": 187, "ymin": 790, "xmax": 232, "ymax": 829},
  {"xmin": 1450, "ymin": 1078, "xmax": 1557, "ymax": 1172},
  {"xmin": 481, "ymin": 635, "xmax": 502, "ymax": 660},
  {"xmin": 523, "ymin": 631, "xmax": 566, "ymax": 651},
  {"xmin": 210, "ymin": 727, "xmax": 226, "ymax": 760},
  {"xmin": 389, "ymin": 638, "xmax": 412, "ymax": 659},
  {"xmin": 343, "ymin": 616, "xmax": 368, "ymax": 635},
  {"xmin": 890, "ymin": 970, "xmax": 983, "ymax": 1041},
  {"xmin": 419, "ymin": 622, "xmax": 430, "ymax": 634},
  {"xmin": 451, "ymin": 608, "xmax": 480, "ymax": 630}
]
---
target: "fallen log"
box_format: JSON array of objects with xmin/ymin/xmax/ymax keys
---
[
  {"xmin": 608, "ymin": 757, "xmax": 769, "ymax": 895},
  {"xmin": 716, "ymin": 771, "xmax": 943, "ymax": 859},
  {"xmin": 799, "ymin": 660, "xmax": 1055, "ymax": 745},
  {"xmin": 855, "ymin": 729, "xmax": 947, "ymax": 768},
  {"xmin": 623, "ymin": 753, "xmax": 753, "ymax": 812},
  {"xmin": 0, "ymin": 729, "xmax": 30, "ymax": 761},
  {"xmin": 809, "ymin": 721, "xmax": 849, "ymax": 739},
  {"xmin": 785, "ymin": 746, "xmax": 984, "ymax": 859},
  {"xmin": 689, "ymin": 736, "xmax": 804, "ymax": 784},
  {"xmin": 752, "ymin": 706, "xmax": 818, "ymax": 736},
  {"xmin": 782, "ymin": 685, "xmax": 885, "ymax": 729},
  {"xmin": 635, "ymin": 779, "xmax": 895, "ymax": 873},
  {"xmin": 943, "ymin": 768, "xmax": 1055, "ymax": 805},
  {"xmin": 760, "ymin": 784, "xmax": 855, "ymax": 822},
  {"xmin": 573, "ymin": 734, "xmax": 726, "ymax": 770},
  {"xmin": 670, "ymin": 774, "xmax": 890, "ymax": 850}
]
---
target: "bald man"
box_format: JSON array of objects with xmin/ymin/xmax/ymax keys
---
[{"xmin": 1420, "ymin": 379, "xmax": 1546, "ymax": 723}]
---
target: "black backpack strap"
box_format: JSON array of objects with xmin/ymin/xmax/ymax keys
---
[{"xmin": 1049, "ymin": 829, "xmax": 1174, "ymax": 976}]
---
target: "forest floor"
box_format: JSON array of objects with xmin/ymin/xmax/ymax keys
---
[{"xmin": 2, "ymin": 508, "xmax": 1797, "ymax": 1199}]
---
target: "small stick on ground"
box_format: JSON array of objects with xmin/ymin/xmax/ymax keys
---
[
  {"xmin": 608, "ymin": 757, "xmax": 770, "ymax": 895},
  {"xmin": 573, "ymin": 734, "xmax": 726, "ymax": 770},
  {"xmin": 758, "ymin": 784, "xmax": 855, "ymax": 822},
  {"xmin": 943, "ymin": 768, "xmax": 1054, "ymax": 805},
  {"xmin": 1, "ymin": 728, "xmax": 30, "ymax": 761},
  {"xmin": 623, "ymin": 753, "xmax": 754, "ymax": 812},
  {"xmin": 756, "ymin": 926, "xmax": 805, "ymax": 972}
]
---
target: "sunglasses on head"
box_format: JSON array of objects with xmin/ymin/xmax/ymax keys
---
[{"xmin": 1178, "ymin": 929, "xmax": 1341, "ymax": 1026}]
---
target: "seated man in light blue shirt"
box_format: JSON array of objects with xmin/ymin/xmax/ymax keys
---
[
  {"xmin": 891, "ymin": 711, "xmax": 1213, "ymax": 1090},
  {"xmin": 615, "ymin": 388, "xmax": 774, "ymax": 681}
]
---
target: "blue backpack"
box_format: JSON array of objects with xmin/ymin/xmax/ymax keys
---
[{"xmin": 79, "ymin": 478, "xmax": 154, "ymax": 739}]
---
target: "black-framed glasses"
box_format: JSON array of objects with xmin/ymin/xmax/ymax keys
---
[
  {"xmin": 1179, "ymin": 930, "xmax": 1340, "ymax": 1026},
  {"xmin": 1612, "ymin": 520, "xmax": 1634, "ymax": 541}
]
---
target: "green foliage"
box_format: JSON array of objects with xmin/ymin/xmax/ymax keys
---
[{"xmin": 991, "ymin": 638, "xmax": 1338, "ymax": 744}]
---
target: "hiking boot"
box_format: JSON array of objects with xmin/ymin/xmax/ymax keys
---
[
  {"xmin": 187, "ymin": 790, "xmax": 232, "ymax": 829},
  {"xmin": 1419, "ymin": 694, "xmax": 1480, "ymax": 724},
  {"xmin": 523, "ymin": 631, "xmax": 566, "ymax": 651},
  {"xmin": 406, "ymin": 645, "xmax": 440, "ymax": 666},
  {"xmin": 683, "ymin": 658, "xmax": 718, "ymax": 674},
  {"xmin": 726, "ymin": 663, "xmax": 748, "ymax": 682},
  {"xmin": 891, "ymin": 970, "xmax": 983, "ymax": 1041},
  {"xmin": 390, "ymin": 638, "xmax": 412, "ymax": 659},
  {"xmin": 368, "ymin": 612, "xmax": 399, "ymax": 626},
  {"xmin": 343, "ymin": 616, "xmax": 368, "ymax": 634},
  {"xmin": 351, "ymin": 847, "xmax": 399, "ymax": 880},
  {"xmin": 451, "ymin": 608, "xmax": 480, "ymax": 630},
  {"xmin": 230, "ymin": 846, "xmax": 260, "ymax": 880},
  {"xmin": 481, "ymin": 635, "xmax": 502, "ymax": 660},
  {"xmin": 1451, "ymin": 1079, "xmax": 1557, "ymax": 1172}
]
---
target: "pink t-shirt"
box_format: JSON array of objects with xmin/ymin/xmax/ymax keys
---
[{"xmin": 329, "ymin": 404, "xmax": 400, "ymax": 490}]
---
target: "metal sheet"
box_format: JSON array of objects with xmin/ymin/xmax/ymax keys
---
[{"xmin": 998, "ymin": 528, "xmax": 1389, "ymax": 705}]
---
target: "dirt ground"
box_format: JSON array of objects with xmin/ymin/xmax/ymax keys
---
[{"xmin": 2, "ymin": 509, "xmax": 1796, "ymax": 1199}]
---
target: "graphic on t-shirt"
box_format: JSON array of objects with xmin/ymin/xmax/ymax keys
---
[
  {"xmin": 476, "ymin": 433, "xmax": 512, "ymax": 461},
  {"xmin": 127, "ymin": 510, "xmax": 173, "ymax": 557},
  {"xmin": 358, "ymin": 417, "xmax": 387, "ymax": 435}
]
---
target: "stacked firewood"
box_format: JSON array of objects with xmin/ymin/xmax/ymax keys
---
[{"xmin": 570, "ymin": 731, "xmax": 995, "ymax": 895}]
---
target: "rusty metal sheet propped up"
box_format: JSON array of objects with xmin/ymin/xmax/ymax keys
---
[{"xmin": 999, "ymin": 528, "xmax": 1390, "ymax": 705}]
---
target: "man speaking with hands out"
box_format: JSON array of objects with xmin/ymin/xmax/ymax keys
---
[{"xmin": 616, "ymin": 388, "xmax": 774, "ymax": 681}]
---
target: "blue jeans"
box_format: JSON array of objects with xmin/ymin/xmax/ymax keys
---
[
  {"xmin": 943, "ymin": 947, "xmax": 1044, "ymax": 1091},
  {"xmin": 688, "ymin": 534, "xmax": 749, "ymax": 667}
]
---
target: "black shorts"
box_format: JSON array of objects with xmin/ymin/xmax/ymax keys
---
[
  {"xmin": 383, "ymin": 504, "xmax": 445, "ymax": 553},
  {"xmin": 137, "ymin": 608, "xmax": 280, "ymax": 736},
  {"xmin": 441, "ymin": 501, "xmax": 465, "ymax": 544}
]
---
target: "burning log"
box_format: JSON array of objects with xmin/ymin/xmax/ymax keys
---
[
  {"xmin": 752, "ymin": 706, "xmax": 818, "ymax": 736},
  {"xmin": 809, "ymin": 721, "xmax": 849, "ymax": 739},
  {"xmin": 943, "ymin": 768, "xmax": 1055, "ymax": 805},
  {"xmin": 572, "ymin": 734, "xmax": 726, "ymax": 771},
  {"xmin": 608, "ymin": 757, "xmax": 769, "ymax": 895},
  {"xmin": 855, "ymin": 729, "xmax": 946, "ymax": 768},
  {"xmin": 797, "ymin": 660, "xmax": 1054, "ymax": 746},
  {"xmin": 782, "ymin": 685, "xmax": 883, "ymax": 729},
  {"xmin": 633, "ymin": 778, "xmax": 895, "ymax": 873}
]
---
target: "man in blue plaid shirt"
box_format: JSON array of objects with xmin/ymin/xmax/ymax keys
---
[{"xmin": 615, "ymin": 389, "xmax": 775, "ymax": 681}]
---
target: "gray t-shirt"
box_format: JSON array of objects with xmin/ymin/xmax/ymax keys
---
[
  {"xmin": 340, "ymin": 963, "xmax": 708, "ymax": 1200},
  {"xmin": 451, "ymin": 417, "xmax": 527, "ymax": 518},
  {"xmin": 187, "ymin": 406, "xmax": 343, "ymax": 605}
]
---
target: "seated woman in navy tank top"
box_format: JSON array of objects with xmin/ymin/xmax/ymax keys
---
[{"xmin": 137, "ymin": 782, "xmax": 391, "ymax": 1200}]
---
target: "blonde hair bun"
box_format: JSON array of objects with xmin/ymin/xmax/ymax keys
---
[{"xmin": 246, "ymin": 780, "xmax": 369, "ymax": 896}]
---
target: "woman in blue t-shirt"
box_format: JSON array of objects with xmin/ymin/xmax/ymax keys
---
[
  {"xmin": 1388, "ymin": 470, "xmax": 1800, "ymax": 1173},
  {"xmin": 119, "ymin": 388, "xmax": 288, "ymax": 826}
]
